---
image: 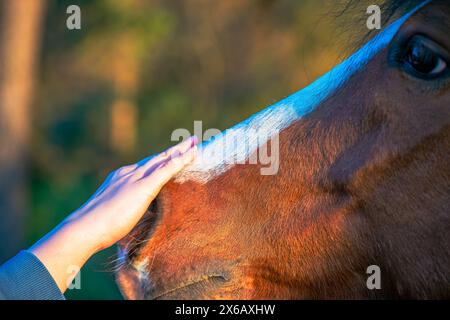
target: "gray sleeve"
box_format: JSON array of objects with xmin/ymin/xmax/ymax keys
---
[{"xmin": 0, "ymin": 250, "xmax": 65, "ymax": 300}]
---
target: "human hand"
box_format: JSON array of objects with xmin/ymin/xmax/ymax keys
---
[
  {"xmin": 67, "ymin": 135, "xmax": 199, "ymax": 252},
  {"xmin": 30, "ymin": 136, "xmax": 198, "ymax": 292}
]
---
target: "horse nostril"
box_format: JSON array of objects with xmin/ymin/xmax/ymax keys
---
[{"xmin": 125, "ymin": 197, "xmax": 160, "ymax": 263}]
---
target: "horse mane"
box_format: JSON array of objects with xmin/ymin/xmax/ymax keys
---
[
  {"xmin": 338, "ymin": 0, "xmax": 428, "ymax": 21},
  {"xmin": 335, "ymin": 0, "xmax": 428, "ymax": 53}
]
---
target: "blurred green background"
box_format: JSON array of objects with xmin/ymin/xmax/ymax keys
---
[{"xmin": 0, "ymin": 0, "xmax": 374, "ymax": 299}]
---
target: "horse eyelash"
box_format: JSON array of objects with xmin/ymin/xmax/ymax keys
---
[{"xmin": 388, "ymin": 36, "xmax": 450, "ymax": 85}]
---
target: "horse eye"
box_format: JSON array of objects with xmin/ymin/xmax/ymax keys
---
[{"xmin": 402, "ymin": 35, "xmax": 448, "ymax": 79}]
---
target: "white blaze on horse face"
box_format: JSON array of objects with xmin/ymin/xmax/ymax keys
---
[{"xmin": 174, "ymin": 0, "xmax": 432, "ymax": 184}]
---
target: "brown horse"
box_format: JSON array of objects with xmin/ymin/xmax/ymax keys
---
[{"xmin": 116, "ymin": 0, "xmax": 450, "ymax": 299}]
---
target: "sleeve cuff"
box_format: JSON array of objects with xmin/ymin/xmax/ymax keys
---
[{"xmin": 0, "ymin": 250, "xmax": 65, "ymax": 300}]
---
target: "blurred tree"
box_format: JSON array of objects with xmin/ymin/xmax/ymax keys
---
[
  {"xmin": 71, "ymin": 0, "xmax": 177, "ymax": 155},
  {"xmin": 0, "ymin": 0, "xmax": 47, "ymax": 261}
]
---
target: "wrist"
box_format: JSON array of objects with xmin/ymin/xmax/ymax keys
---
[
  {"xmin": 29, "ymin": 217, "xmax": 100, "ymax": 293},
  {"xmin": 63, "ymin": 209, "xmax": 108, "ymax": 255}
]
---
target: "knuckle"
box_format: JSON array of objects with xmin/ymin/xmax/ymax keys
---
[
  {"xmin": 116, "ymin": 164, "xmax": 134, "ymax": 176},
  {"xmin": 160, "ymin": 150, "xmax": 170, "ymax": 158},
  {"xmin": 117, "ymin": 167, "xmax": 127, "ymax": 174}
]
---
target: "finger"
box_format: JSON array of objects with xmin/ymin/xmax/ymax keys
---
[
  {"xmin": 139, "ymin": 144, "xmax": 197, "ymax": 187},
  {"xmin": 154, "ymin": 144, "xmax": 197, "ymax": 180},
  {"xmin": 114, "ymin": 164, "xmax": 138, "ymax": 176},
  {"xmin": 136, "ymin": 136, "xmax": 198, "ymax": 170},
  {"xmin": 159, "ymin": 135, "xmax": 198, "ymax": 162},
  {"xmin": 134, "ymin": 138, "xmax": 198, "ymax": 182}
]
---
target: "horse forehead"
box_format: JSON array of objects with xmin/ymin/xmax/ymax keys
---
[{"xmin": 174, "ymin": 0, "xmax": 433, "ymax": 184}]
